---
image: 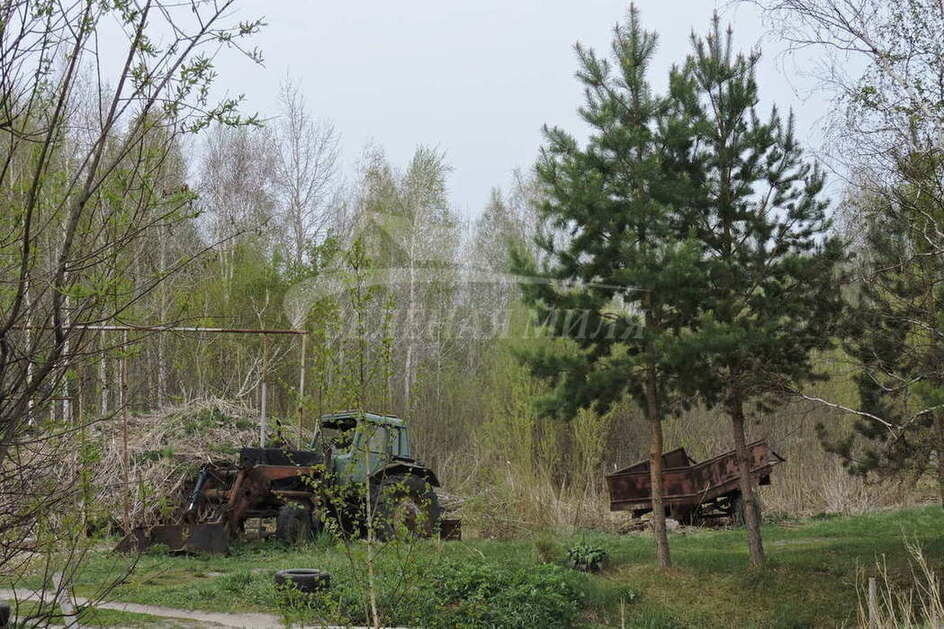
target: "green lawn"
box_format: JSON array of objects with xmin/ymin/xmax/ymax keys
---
[{"xmin": 11, "ymin": 506, "xmax": 943, "ymax": 627}]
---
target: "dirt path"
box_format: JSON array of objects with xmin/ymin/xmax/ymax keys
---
[{"xmin": 0, "ymin": 588, "xmax": 281, "ymax": 627}]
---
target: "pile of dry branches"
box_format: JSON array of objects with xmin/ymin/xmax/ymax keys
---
[{"xmin": 91, "ymin": 398, "xmax": 306, "ymax": 530}]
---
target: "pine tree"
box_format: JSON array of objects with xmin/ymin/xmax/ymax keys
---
[
  {"xmin": 682, "ymin": 17, "xmax": 846, "ymax": 567},
  {"xmin": 512, "ymin": 6, "xmax": 704, "ymax": 569}
]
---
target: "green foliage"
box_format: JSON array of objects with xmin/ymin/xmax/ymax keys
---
[
  {"xmin": 827, "ymin": 153, "xmax": 944, "ymax": 483},
  {"xmin": 182, "ymin": 406, "xmax": 233, "ymax": 434},
  {"xmin": 142, "ymin": 543, "xmax": 171, "ymax": 556},
  {"xmin": 244, "ymin": 553, "xmax": 586, "ymax": 628},
  {"xmin": 515, "ymin": 9, "xmax": 845, "ymax": 425},
  {"xmin": 420, "ymin": 560, "xmax": 582, "ymax": 628},
  {"xmin": 676, "ymin": 16, "xmax": 847, "ymax": 413},
  {"xmin": 301, "ymin": 470, "xmax": 370, "ymax": 539},
  {"xmin": 533, "ymin": 534, "xmax": 563, "ymax": 564},
  {"xmin": 566, "ymin": 541, "xmax": 609, "ymax": 573}
]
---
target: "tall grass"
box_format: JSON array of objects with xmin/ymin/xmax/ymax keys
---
[{"xmin": 858, "ymin": 539, "xmax": 944, "ymax": 627}]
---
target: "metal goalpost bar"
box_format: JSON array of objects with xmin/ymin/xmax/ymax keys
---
[{"xmin": 56, "ymin": 324, "xmax": 311, "ymax": 448}]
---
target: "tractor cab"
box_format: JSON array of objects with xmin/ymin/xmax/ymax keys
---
[
  {"xmin": 314, "ymin": 412, "xmax": 420, "ymax": 483},
  {"xmin": 317, "ymin": 413, "xmax": 357, "ymax": 451}
]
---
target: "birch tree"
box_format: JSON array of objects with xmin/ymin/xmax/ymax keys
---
[
  {"xmin": 198, "ymin": 124, "xmax": 275, "ymax": 295},
  {"xmin": 354, "ymin": 146, "xmax": 458, "ymax": 412},
  {"xmin": 271, "ymin": 77, "xmax": 341, "ymax": 267},
  {"xmin": 749, "ymin": 0, "xmax": 944, "ymax": 491}
]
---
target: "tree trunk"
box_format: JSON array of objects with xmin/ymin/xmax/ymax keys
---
[
  {"xmin": 935, "ymin": 412, "xmax": 944, "ymax": 509},
  {"xmin": 99, "ymin": 335, "xmax": 109, "ymax": 417},
  {"xmin": 403, "ymin": 225, "xmax": 417, "ymax": 411},
  {"xmin": 157, "ymin": 224, "xmax": 168, "ymax": 407},
  {"xmin": 729, "ymin": 396, "xmax": 765, "ymax": 567},
  {"xmin": 644, "ymin": 366, "xmax": 671, "ymax": 568}
]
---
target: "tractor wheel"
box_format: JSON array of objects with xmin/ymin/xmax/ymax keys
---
[
  {"xmin": 276, "ymin": 505, "xmax": 316, "ymax": 544},
  {"xmin": 373, "ymin": 474, "xmax": 442, "ymax": 539}
]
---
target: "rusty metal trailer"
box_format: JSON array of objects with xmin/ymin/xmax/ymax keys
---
[{"xmin": 605, "ymin": 441, "xmax": 785, "ymax": 524}]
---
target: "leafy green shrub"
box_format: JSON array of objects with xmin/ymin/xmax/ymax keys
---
[
  {"xmin": 215, "ymin": 570, "xmax": 254, "ymax": 593},
  {"xmin": 566, "ymin": 542, "xmax": 608, "ymax": 573},
  {"xmin": 422, "ymin": 559, "xmax": 582, "ymax": 628},
  {"xmin": 142, "ymin": 543, "xmax": 170, "ymax": 556}
]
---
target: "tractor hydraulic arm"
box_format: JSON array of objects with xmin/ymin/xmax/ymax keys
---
[{"xmin": 184, "ymin": 465, "xmax": 211, "ymax": 520}]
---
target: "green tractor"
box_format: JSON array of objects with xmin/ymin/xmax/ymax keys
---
[
  {"xmin": 296, "ymin": 411, "xmax": 444, "ymax": 540},
  {"xmin": 117, "ymin": 411, "xmax": 450, "ymax": 554}
]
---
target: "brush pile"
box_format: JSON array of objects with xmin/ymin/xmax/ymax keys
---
[{"xmin": 91, "ymin": 398, "xmax": 308, "ymax": 530}]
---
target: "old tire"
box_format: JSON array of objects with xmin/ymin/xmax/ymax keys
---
[
  {"xmin": 276, "ymin": 505, "xmax": 315, "ymax": 544},
  {"xmin": 374, "ymin": 474, "xmax": 442, "ymax": 539},
  {"xmin": 274, "ymin": 569, "xmax": 330, "ymax": 593}
]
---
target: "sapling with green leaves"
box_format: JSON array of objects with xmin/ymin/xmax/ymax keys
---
[
  {"xmin": 0, "ymin": 1, "xmax": 262, "ymax": 622},
  {"xmin": 308, "ymin": 238, "xmax": 440, "ymax": 629}
]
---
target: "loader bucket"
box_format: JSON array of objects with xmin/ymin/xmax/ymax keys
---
[{"xmin": 115, "ymin": 522, "xmax": 230, "ymax": 555}]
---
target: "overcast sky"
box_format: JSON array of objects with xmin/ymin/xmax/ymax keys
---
[{"xmin": 207, "ymin": 1, "xmax": 831, "ymax": 218}]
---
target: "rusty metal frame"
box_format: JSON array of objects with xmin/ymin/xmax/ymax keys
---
[{"xmin": 606, "ymin": 440, "xmax": 785, "ymax": 515}]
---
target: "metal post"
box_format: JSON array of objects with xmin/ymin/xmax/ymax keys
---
[
  {"xmin": 297, "ymin": 334, "xmax": 307, "ymax": 449},
  {"xmin": 260, "ymin": 382, "xmax": 268, "ymax": 447},
  {"xmin": 121, "ymin": 329, "xmax": 130, "ymax": 533}
]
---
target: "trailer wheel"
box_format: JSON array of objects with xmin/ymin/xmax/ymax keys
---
[
  {"xmin": 276, "ymin": 505, "xmax": 316, "ymax": 544},
  {"xmin": 374, "ymin": 474, "xmax": 441, "ymax": 539}
]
